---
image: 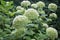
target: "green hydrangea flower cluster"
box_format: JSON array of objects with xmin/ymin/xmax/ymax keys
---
[{"xmin": 11, "ymin": 1, "xmax": 58, "ymax": 40}]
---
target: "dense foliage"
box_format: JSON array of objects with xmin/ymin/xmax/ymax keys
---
[{"xmin": 0, "ymin": 0, "xmax": 60, "ymax": 40}]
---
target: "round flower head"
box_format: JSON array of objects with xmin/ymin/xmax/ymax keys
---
[
  {"xmin": 13, "ymin": 15, "xmax": 29, "ymax": 29},
  {"xmin": 49, "ymin": 13, "xmax": 57, "ymax": 20},
  {"xmin": 24, "ymin": 8, "xmax": 39, "ymax": 20},
  {"xmin": 21, "ymin": 1, "xmax": 31, "ymax": 7},
  {"xmin": 31, "ymin": 4, "xmax": 37, "ymax": 8},
  {"xmin": 42, "ymin": 23, "xmax": 48, "ymax": 28},
  {"xmin": 46, "ymin": 27, "xmax": 58, "ymax": 40},
  {"xmin": 36, "ymin": 1, "xmax": 45, "ymax": 8},
  {"xmin": 15, "ymin": 8, "xmax": 25, "ymax": 14},
  {"xmin": 11, "ymin": 27, "xmax": 26, "ymax": 38},
  {"xmin": 48, "ymin": 3, "xmax": 57, "ymax": 11},
  {"xmin": 16, "ymin": 6, "xmax": 22, "ymax": 10}
]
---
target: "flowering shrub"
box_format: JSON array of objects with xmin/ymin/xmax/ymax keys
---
[
  {"xmin": 0, "ymin": 0, "xmax": 58, "ymax": 40},
  {"xmin": 11, "ymin": 1, "xmax": 58, "ymax": 40}
]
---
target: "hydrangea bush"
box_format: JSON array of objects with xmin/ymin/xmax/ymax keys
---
[
  {"xmin": 11, "ymin": 1, "xmax": 58, "ymax": 40},
  {"xmin": 0, "ymin": 0, "xmax": 58, "ymax": 40}
]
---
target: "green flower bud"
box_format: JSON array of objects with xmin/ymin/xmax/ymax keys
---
[
  {"xmin": 46, "ymin": 27, "xmax": 58, "ymax": 40},
  {"xmin": 24, "ymin": 8, "xmax": 39, "ymax": 20},
  {"xmin": 37, "ymin": 18, "xmax": 43, "ymax": 23},
  {"xmin": 42, "ymin": 23, "xmax": 48, "ymax": 28},
  {"xmin": 31, "ymin": 4, "xmax": 37, "ymax": 8},
  {"xmin": 39, "ymin": 18, "xmax": 43, "ymax": 22},
  {"xmin": 13, "ymin": 15, "xmax": 29, "ymax": 29},
  {"xmin": 39, "ymin": 10, "xmax": 45, "ymax": 14},
  {"xmin": 36, "ymin": 1, "xmax": 45, "ymax": 8},
  {"xmin": 15, "ymin": 8, "xmax": 25, "ymax": 14},
  {"xmin": 16, "ymin": 6, "xmax": 22, "ymax": 10},
  {"xmin": 21, "ymin": 1, "xmax": 31, "ymax": 7},
  {"xmin": 47, "ymin": 18, "xmax": 52, "ymax": 23},
  {"xmin": 49, "ymin": 13, "xmax": 57, "ymax": 20},
  {"xmin": 11, "ymin": 27, "xmax": 26, "ymax": 38},
  {"xmin": 48, "ymin": 3, "xmax": 57, "ymax": 11},
  {"xmin": 40, "ymin": 15, "xmax": 46, "ymax": 19}
]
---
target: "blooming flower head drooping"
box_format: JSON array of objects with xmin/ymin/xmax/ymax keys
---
[
  {"xmin": 13, "ymin": 15, "xmax": 29, "ymax": 29},
  {"xmin": 48, "ymin": 3, "xmax": 57, "ymax": 11},
  {"xmin": 24, "ymin": 8, "xmax": 39, "ymax": 20},
  {"xmin": 46, "ymin": 27, "xmax": 58, "ymax": 40},
  {"xmin": 21, "ymin": 1, "xmax": 31, "ymax": 7},
  {"xmin": 36, "ymin": 1, "xmax": 45, "ymax": 8}
]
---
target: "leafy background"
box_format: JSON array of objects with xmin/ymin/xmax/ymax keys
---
[{"xmin": 0, "ymin": 0, "xmax": 60, "ymax": 40}]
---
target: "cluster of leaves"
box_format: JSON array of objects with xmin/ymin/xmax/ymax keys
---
[
  {"xmin": 0, "ymin": 0, "xmax": 15, "ymax": 39},
  {"xmin": 0, "ymin": 0, "xmax": 59, "ymax": 40}
]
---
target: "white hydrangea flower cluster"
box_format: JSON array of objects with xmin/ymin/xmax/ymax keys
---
[
  {"xmin": 36, "ymin": 1, "xmax": 45, "ymax": 8},
  {"xmin": 48, "ymin": 3, "xmax": 57, "ymax": 11},
  {"xmin": 42, "ymin": 23, "xmax": 48, "ymax": 28},
  {"xmin": 13, "ymin": 15, "xmax": 29, "ymax": 29},
  {"xmin": 11, "ymin": 27, "xmax": 26, "ymax": 38},
  {"xmin": 24, "ymin": 8, "xmax": 39, "ymax": 20},
  {"xmin": 21, "ymin": 1, "xmax": 31, "ymax": 7},
  {"xmin": 16, "ymin": 6, "xmax": 25, "ymax": 14},
  {"xmin": 49, "ymin": 13, "xmax": 57, "ymax": 20},
  {"xmin": 31, "ymin": 4, "xmax": 38, "ymax": 8},
  {"xmin": 46, "ymin": 27, "xmax": 58, "ymax": 40},
  {"xmin": 16, "ymin": 6, "xmax": 22, "ymax": 10}
]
